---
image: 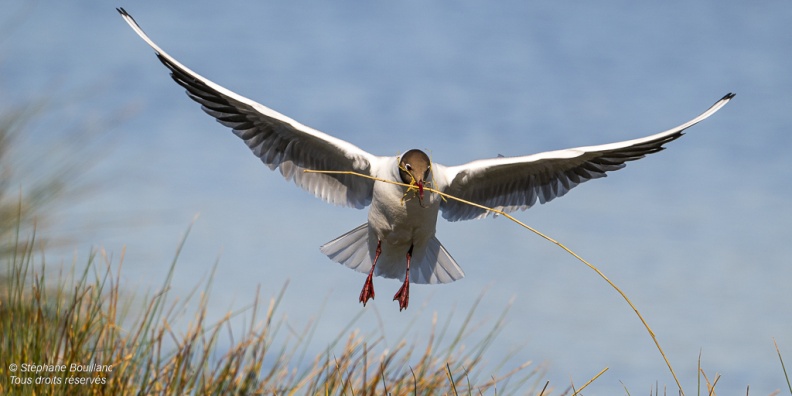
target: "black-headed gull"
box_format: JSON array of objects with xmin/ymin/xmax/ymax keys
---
[{"xmin": 118, "ymin": 8, "xmax": 733, "ymax": 311}]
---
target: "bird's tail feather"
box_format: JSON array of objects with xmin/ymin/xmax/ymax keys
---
[
  {"xmin": 320, "ymin": 223, "xmax": 372, "ymax": 275},
  {"xmin": 320, "ymin": 224, "xmax": 465, "ymax": 285},
  {"xmin": 412, "ymin": 236, "xmax": 465, "ymax": 284}
]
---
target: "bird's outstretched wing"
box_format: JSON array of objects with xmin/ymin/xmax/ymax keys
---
[
  {"xmin": 438, "ymin": 93, "xmax": 734, "ymax": 221},
  {"xmin": 118, "ymin": 8, "xmax": 378, "ymax": 208}
]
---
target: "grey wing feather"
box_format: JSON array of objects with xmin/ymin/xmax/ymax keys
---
[
  {"xmin": 439, "ymin": 93, "xmax": 734, "ymax": 221},
  {"xmin": 119, "ymin": 8, "xmax": 377, "ymax": 208}
]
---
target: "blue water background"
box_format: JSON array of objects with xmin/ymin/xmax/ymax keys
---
[{"xmin": 2, "ymin": 1, "xmax": 791, "ymax": 394}]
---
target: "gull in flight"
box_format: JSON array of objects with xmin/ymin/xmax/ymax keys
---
[{"xmin": 118, "ymin": 8, "xmax": 734, "ymax": 311}]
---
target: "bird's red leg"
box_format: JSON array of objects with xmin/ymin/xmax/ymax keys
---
[
  {"xmin": 393, "ymin": 245, "xmax": 413, "ymax": 311},
  {"xmin": 359, "ymin": 240, "xmax": 381, "ymax": 306}
]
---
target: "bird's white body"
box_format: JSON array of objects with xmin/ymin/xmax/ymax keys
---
[
  {"xmin": 118, "ymin": 8, "xmax": 733, "ymax": 309},
  {"xmin": 321, "ymin": 156, "xmax": 463, "ymax": 284}
]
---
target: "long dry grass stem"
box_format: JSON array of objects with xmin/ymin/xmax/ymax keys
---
[{"xmin": 305, "ymin": 168, "xmax": 683, "ymax": 393}]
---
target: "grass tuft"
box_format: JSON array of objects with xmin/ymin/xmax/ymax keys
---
[{"xmin": 0, "ymin": 221, "xmax": 541, "ymax": 395}]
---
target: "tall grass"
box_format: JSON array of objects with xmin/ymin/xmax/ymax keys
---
[
  {"xmin": 0, "ymin": 223, "xmax": 542, "ymax": 395},
  {"xmin": 0, "ymin": 85, "xmax": 547, "ymax": 395},
  {"xmin": 0, "ymin": 97, "xmax": 547, "ymax": 394},
  {"xmin": 0, "ymin": 98, "xmax": 116, "ymax": 260}
]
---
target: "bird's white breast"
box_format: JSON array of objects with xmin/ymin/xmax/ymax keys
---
[{"xmin": 368, "ymin": 157, "xmax": 441, "ymax": 247}]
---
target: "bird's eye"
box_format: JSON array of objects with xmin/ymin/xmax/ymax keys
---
[{"xmin": 405, "ymin": 164, "xmax": 412, "ymax": 171}]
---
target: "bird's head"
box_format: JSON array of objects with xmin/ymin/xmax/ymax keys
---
[{"xmin": 399, "ymin": 149, "xmax": 431, "ymax": 206}]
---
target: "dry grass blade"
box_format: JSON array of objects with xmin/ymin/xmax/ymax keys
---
[
  {"xmin": 539, "ymin": 380, "xmax": 550, "ymax": 396},
  {"xmin": 573, "ymin": 367, "xmax": 608, "ymax": 396},
  {"xmin": 774, "ymin": 339, "xmax": 792, "ymax": 395},
  {"xmin": 699, "ymin": 369, "xmax": 721, "ymax": 396},
  {"xmin": 306, "ymin": 168, "xmax": 679, "ymax": 393},
  {"xmin": 446, "ymin": 362, "xmax": 459, "ymax": 394}
]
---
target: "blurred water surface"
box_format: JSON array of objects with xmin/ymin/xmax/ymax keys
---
[{"xmin": 2, "ymin": 1, "xmax": 790, "ymax": 393}]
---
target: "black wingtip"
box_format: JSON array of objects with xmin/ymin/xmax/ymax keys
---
[
  {"xmin": 117, "ymin": 8, "xmax": 136, "ymax": 23},
  {"xmin": 723, "ymin": 92, "xmax": 736, "ymax": 100}
]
